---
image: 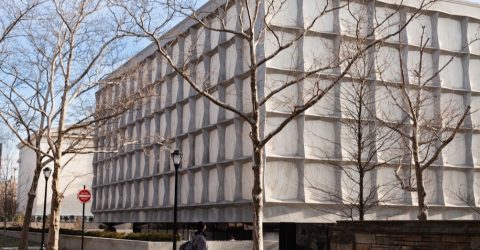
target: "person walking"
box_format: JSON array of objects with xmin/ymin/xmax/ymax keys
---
[{"xmin": 191, "ymin": 221, "xmax": 208, "ymax": 250}]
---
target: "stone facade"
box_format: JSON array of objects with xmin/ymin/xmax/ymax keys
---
[{"xmin": 93, "ymin": 0, "xmax": 480, "ymax": 223}]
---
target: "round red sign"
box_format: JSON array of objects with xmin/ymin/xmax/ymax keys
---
[{"xmin": 77, "ymin": 189, "xmax": 91, "ymax": 203}]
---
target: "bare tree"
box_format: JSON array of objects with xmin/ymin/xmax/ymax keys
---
[
  {"xmin": 0, "ymin": 0, "xmax": 149, "ymax": 249},
  {"xmin": 376, "ymin": 26, "xmax": 478, "ymax": 220},
  {"xmin": 0, "ymin": 142, "xmax": 18, "ymax": 230},
  {"xmin": 110, "ymin": 0, "xmax": 437, "ymax": 248},
  {"xmin": 304, "ymin": 39, "xmax": 403, "ymax": 220}
]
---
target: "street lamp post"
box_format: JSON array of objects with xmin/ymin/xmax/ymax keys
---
[
  {"xmin": 171, "ymin": 149, "xmax": 182, "ymax": 250},
  {"xmin": 40, "ymin": 167, "xmax": 52, "ymax": 250}
]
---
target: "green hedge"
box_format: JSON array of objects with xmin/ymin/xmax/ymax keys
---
[{"xmin": 5, "ymin": 227, "xmax": 176, "ymax": 242}]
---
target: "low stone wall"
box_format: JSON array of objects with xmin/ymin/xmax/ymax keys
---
[
  {"xmin": 3, "ymin": 230, "xmax": 279, "ymax": 250},
  {"xmin": 330, "ymin": 221, "xmax": 480, "ymax": 250}
]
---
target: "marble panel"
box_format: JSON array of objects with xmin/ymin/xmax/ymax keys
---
[
  {"xmin": 265, "ymin": 0, "xmax": 298, "ymax": 27},
  {"xmin": 304, "ymin": 119, "xmax": 335, "ymax": 159},
  {"xmin": 158, "ymin": 177, "xmax": 165, "ymax": 206},
  {"xmin": 443, "ymin": 132, "xmax": 467, "ymax": 166},
  {"xmin": 375, "ymin": 85, "xmax": 404, "ymax": 122},
  {"xmin": 160, "ymin": 81, "xmax": 167, "ymax": 108},
  {"xmin": 265, "ymin": 31, "xmax": 298, "ymax": 70},
  {"xmin": 224, "ymin": 165, "xmax": 235, "ymax": 201},
  {"xmin": 209, "ymin": 129, "xmax": 219, "ymax": 162},
  {"xmin": 469, "ymin": 58, "xmax": 480, "ymax": 91},
  {"xmin": 468, "ymin": 22, "xmax": 480, "ymax": 55},
  {"xmin": 438, "ymin": 17, "xmax": 462, "ymax": 51},
  {"xmin": 303, "ymin": 36, "xmax": 335, "ymax": 71},
  {"xmin": 182, "ymin": 138, "xmax": 190, "ymax": 168},
  {"xmin": 441, "ymin": 92, "xmax": 465, "ymax": 127},
  {"xmin": 181, "ymin": 173, "xmax": 189, "ymax": 204},
  {"xmin": 194, "ymin": 171, "xmax": 203, "ymax": 203},
  {"xmin": 160, "ymin": 113, "xmax": 167, "ymax": 139},
  {"xmin": 147, "ymin": 180, "xmax": 153, "ymax": 206},
  {"xmin": 225, "ymin": 83, "xmax": 236, "ymax": 119},
  {"xmin": 184, "ymin": 34, "xmax": 193, "ymax": 58},
  {"xmin": 172, "ymin": 76, "xmax": 180, "ymax": 102},
  {"xmin": 171, "ymin": 108, "xmax": 178, "ymax": 136},
  {"xmin": 169, "ymin": 176, "xmax": 175, "ymax": 205},
  {"xmin": 210, "ymin": 53, "xmax": 220, "ymax": 86},
  {"xmin": 197, "ymin": 26, "xmax": 206, "ymax": 55},
  {"xmin": 439, "ymin": 55, "xmax": 463, "ymax": 89},
  {"xmin": 375, "ymin": 46, "xmax": 401, "ymax": 83},
  {"xmin": 242, "ymin": 78, "xmax": 252, "ymax": 112},
  {"xmin": 265, "ymin": 73, "xmax": 298, "ymax": 112},
  {"xmin": 209, "ymin": 91, "xmax": 219, "ymax": 124},
  {"xmin": 242, "ymin": 162, "xmax": 253, "ymax": 200},
  {"xmin": 195, "ymin": 97, "xmax": 204, "ymax": 129},
  {"xmin": 265, "ymin": 161, "xmax": 299, "ymax": 201},
  {"xmin": 195, "ymin": 134, "xmax": 204, "ymax": 165},
  {"xmin": 210, "ymin": 18, "xmax": 221, "ymax": 48},
  {"xmin": 375, "ymin": 6, "xmax": 401, "ymax": 42},
  {"xmin": 303, "ymin": 0, "xmax": 334, "ymax": 32},
  {"xmin": 172, "ymin": 42, "xmax": 180, "ymax": 66},
  {"xmin": 407, "ymin": 50, "xmax": 434, "ymax": 85},
  {"xmin": 339, "ymin": 0, "xmax": 368, "ymax": 36},
  {"xmin": 208, "ymin": 168, "xmax": 219, "ymax": 202},
  {"xmin": 304, "ymin": 79, "xmax": 335, "ymax": 116},
  {"xmin": 443, "ymin": 169, "xmax": 468, "ymax": 205},
  {"xmin": 471, "ymin": 95, "xmax": 480, "ymax": 128},
  {"xmin": 225, "ymin": 5, "xmax": 237, "ymax": 40},
  {"xmin": 242, "ymin": 121, "xmax": 253, "ymax": 156},
  {"xmin": 183, "ymin": 102, "xmax": 190, "ymax": 133},
  {"xmin": 225, "ymin": 123, "xmax": 235, "ymax": 159},
  {"xmin": 226, "ymin": 44, "xmax": 236, "ymax": 79},
  {"xmin": 304, "ymin": 163, "xmax": 337, "ymax": 202},
  {"xmin": 376, "ymin": 166, "xmax": 410, "ymax": 205},
  {"xmin": 407, "ymin": 14, "xmax": 432, "ymax": 46},
  {"xmin": 265, "ymin": 117, "xmax": 298, "ymax": 156}
]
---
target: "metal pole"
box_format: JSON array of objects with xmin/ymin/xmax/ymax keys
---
[
  {"xmin": 4, "ymin": 176, "xmax": 7, "ymax": 232},
  {"xmin": 81, "ymin": 185, "xmax": 85, "ymax": 250},
  {"xmin": 40, "ymin": 175, "xmax": 48, "ymax": 250},
  {"xmin": 173, "ymin": 166, "xmax": 178, "ymax": 250},
  {"xmin": 0, "ymin": 143, "xmax": 4, "ymax": 234}
]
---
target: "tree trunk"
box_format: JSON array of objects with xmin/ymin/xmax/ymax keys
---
[
  {"xmin": 359, "ymin": 170, "xmax": 364, "ymax": 221},
  {"xmin": 416, "ymin": 167, "xmax": 428, "ymax": 220},
  {"xmin": 19, "ymin": 154, "xmax": 43, "ymax": 250},
  {"xmin": 46, "ymin": 162, "xmax": 62, "ymax": 250},
  {"xmin": 252, "ymin": 145, "xmax": 264, "ymax": 250}
]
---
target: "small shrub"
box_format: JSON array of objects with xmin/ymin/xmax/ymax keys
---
[
  {"xmin": 5, "ymin": 226, "xmax": 176, "ymax": 242},
  {"xmin": 124, "ymin": 232, "xmax": 176, "ymax": 241},
  {"xmin": 11, "ymin": 214, "xmax": 25, "ymax": 227}
]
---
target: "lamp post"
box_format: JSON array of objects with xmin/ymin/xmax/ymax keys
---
[
  {"xmin": 40, "ymin": 167, "xmax": 52, "ymax": 250},
  {"xmin": 171, "ymin": 149, "xmax": 182, "ymax": 250}
]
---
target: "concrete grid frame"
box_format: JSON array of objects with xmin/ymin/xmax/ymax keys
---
[{"xmin": 93, "ymin": 0, "xmax": 480, "ymax": 224}]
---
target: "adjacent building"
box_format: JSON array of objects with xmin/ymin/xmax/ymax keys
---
[
  {"xmin": 92, "ymin": 0, "xmax": 480, "ymax": 230},
  {"xmin": 17, "ymin": 133, "xmax": 94, "ymax": 222}
]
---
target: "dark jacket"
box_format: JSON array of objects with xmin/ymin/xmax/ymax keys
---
[{"xmin": 192, "ymin": 231, "xmax": 207, "ymax": 250}]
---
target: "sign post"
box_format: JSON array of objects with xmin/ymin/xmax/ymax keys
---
[{"xmin": 77, "ymin": 186, "xmax": 91, "ymax": 250}]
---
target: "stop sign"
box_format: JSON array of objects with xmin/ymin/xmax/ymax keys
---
[{"xmin": 77, "ymin": 189, "xmax": 91, "ymax": 203}]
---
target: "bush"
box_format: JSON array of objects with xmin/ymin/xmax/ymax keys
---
[
  {"xmin": 5, "ymin": 227, "xmax": 176, "ymax": 242},
  {"xmin": 11, "ymin": 214, "xmax": 25, "ymax": 227},
  {"xmin": 124, "ymin": 232, "xmax": 176, "ymax": 241}
]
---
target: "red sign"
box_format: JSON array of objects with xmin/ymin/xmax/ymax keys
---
[{"xmin": 77, "ymin": 189, "xmax": 91, "ymax": 203}]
